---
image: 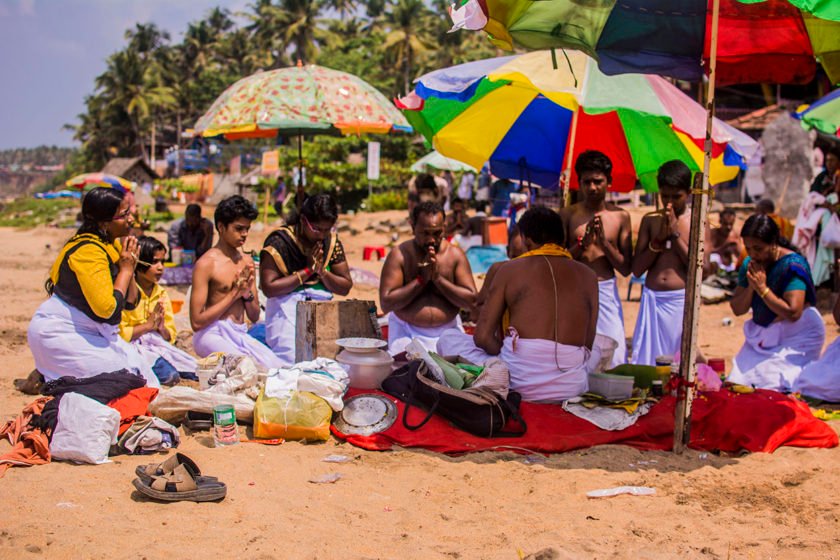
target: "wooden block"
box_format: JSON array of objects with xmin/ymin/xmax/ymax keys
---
[
  {"xmin": 295, "ymin": 299, "xmax": 379, "ymax": 362},
  {"xmin": 483, "ymin": 217, "xmax": 508, "ymax": 246}
]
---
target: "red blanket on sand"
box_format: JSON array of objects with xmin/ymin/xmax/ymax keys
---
[{"xmin": 332, "ymin": 388, "xmax": 838, "ymax": 454}]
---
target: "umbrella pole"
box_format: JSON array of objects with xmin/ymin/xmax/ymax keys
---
[
  {"xmin": 673, "ymin": 0, "xmax": 720, "ymax": 453},
  {"xmin": 297, "ymin": 134, "xmax": 305, "ymax": 211},
  {"xmin": 561, "ymin": 108, "xmax": 580, "ymax": 207}
]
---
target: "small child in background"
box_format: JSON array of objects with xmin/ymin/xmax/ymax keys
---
[{"xmin": 120, "ymin": 236, "xmax": 197, "ymax": 384}]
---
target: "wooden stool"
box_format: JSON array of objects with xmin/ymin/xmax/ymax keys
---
[{"xmin": 363, "ymin": 246, "xmax": 386, "ymax": 261}]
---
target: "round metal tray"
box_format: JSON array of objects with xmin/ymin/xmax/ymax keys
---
[{"xmin": 333, "ymin": 394, "xmax": 398, "ymax": 436}]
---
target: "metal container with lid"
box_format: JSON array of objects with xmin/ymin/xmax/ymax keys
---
[{"xmin": 335, "ymin": 338, "xmax": 394, "ymax": 389}]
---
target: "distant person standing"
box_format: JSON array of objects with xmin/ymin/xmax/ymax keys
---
[
  {"xmin": 810, "ymin": 147, "xmax": 839, "ymax": 196},
  {"xmin": 489, "ymin": 176, "xmax": 517, "ymax": 217},
  {"xmin": 475, "ymin": 164, "xmax": 491, "ymax": 206},
  {"xmin": 457, "ymin": 171, "xmax": 475, "ymax": 202},
  {"xmin": 273, "ymin": 173, "xmax": 287, "ymax": 216}
]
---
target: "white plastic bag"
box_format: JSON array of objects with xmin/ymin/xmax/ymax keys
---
[
  {"xmin": 586, "ymin": 486, "xmax": 656, "ymax": 498},
  {"xmin": 149, "ymin": 386, "xmax": 256, "ymax": 424},
  {"xmin": 50, "ymin": 393, "xmax": 120, "ymax": 465},
  {"xmin": 821, "ymin": 214, "xmax": 840, "ymax": 249}
]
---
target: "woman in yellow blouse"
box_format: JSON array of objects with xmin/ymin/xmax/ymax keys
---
[
  {"xmin": 120, "ymin": 236, "xmax": 197, "ymax": 383},
  {"xmin": 27, "ymin": 187, "xmax": 160, "ymax": 387}
]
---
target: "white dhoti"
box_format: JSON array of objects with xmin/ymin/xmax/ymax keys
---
[
  {"xmin": 631, "ymin": 287, "xmax": 685, "ymax": 366},
  {"xmin": 132, "ymin": 332, "xmax": 198, "ymax": 375},
  {"xmin": 387, "ymin": 313, "xmax": 462, "ymax": 356},
  {"xmin": 596, "ymin": 278, "xmax": 627, "ymax": 369},
  {"xmin": 265, "ymin": 288, "xmax": 333, "ymax": 367},
  {"xmin": 729, "ymin": 306, "xmax": 825, "ymax": 392},
  {"xmin": 193, "ymin": 319, "xmax": 283, "ymax": 369},
  {"xmin": 793, "ymin": 338, "xmax": 840, "ymax": 402},
  {"xmin": 27, "ymin": 295, "xmax": 160, "ymax": 388},
  {"xmin": 437, "ymin": 330, "xmax": 590, "ymax": 403}
]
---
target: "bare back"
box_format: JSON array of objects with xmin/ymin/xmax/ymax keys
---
[{"xmin": 481, "ymin": 256, "xmax": 598, "ymax": 348}]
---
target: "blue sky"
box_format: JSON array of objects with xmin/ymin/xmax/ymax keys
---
[{"xmin": 0, "ymin": 0, "xmax": 247, "ymax": 149}]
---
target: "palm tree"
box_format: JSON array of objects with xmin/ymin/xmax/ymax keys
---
[
  {"xmin": 382, "ymin": 0, "xmax": 432, "ymax": 95},
  {"xmin": 244, "ymin": 0, "xmax": 290, "ymax": 68},
  {"xmin": 323, "ymin": 0, "xmax": 357, "ymax": 21},
  {"xmin": 277, "ymin": 0, "xmax": 333, "ymax": 65}
]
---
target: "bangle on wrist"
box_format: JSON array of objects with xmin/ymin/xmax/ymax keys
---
[
  {"xmin": 242, "ymin": 292, "xmax": 255, "ymax": 303},
  {"xmin": 294, "ymin": 271, "xmax": 303, "ymax": 286},
  {"xmin": 760, "ymin": 287, "xmax": 770, "ymax": 299},
  {"xmin": 649, "ymin": 241, "xmax": 663, "ymax": 253}
]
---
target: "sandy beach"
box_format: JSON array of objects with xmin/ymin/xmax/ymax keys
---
[{"xmin": 1, "ymin": 209, "xmax": 839, "ymax": 559}]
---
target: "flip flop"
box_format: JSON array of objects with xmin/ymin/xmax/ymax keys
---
[
  {"xmin": 132, "ymin": 463, "xmax": 226, "ymax": 502},
  {"xmin": 135, "ymin": 452, "xmax": 218, "ymax": 485}
]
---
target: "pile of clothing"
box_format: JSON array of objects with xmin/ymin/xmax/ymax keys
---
[{"xmin": 1, "ymin": 370, "xmax": 177, "ymax": 477}]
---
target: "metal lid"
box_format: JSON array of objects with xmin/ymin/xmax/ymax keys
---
[{"xmin": 333, "ymin": 394, "xmax": 398, "ymax": 436}]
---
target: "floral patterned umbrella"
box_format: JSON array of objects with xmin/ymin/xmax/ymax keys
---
[{"xmin": 194, "ymin": 63, "xmax": 411, "ymax": 139}]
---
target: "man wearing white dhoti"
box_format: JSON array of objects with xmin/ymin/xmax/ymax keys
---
[
  {"xmin": 438, "ymin": 207, "xmax": 598, "ymax": 403},
  {"xmin": 729, "ymin": 214, "xmax": 824, "ymax": 392},
  {"xmin": 190, "ymin": 196, "xmax": 283, "ymax": 369},
  {"xmin": 120, "ymin": 236, "xmax": 197, "ymax": 383},
  {"xmin": 259, "ymin": 194, "xmax": 353, "ymax": 366},
  {"xmin": 380, "ymin": 201, "xmax": 476, "ymax": 356},
  {"xmin": 27, "ymin": 187, "xmax": 160, "ymax": 388},
  {"xmin": 631, "ymin": 161, "xmax": 693, "ymax": 365},
  {"xmin": 794, "ymin": 300, "xmax": 840, "ymax": 402},
  {"xmin": 560, "ymin": 151, "xmax": 632, "ymax": 369}
]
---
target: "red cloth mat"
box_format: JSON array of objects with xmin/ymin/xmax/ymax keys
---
[{"xmin": 332, "ymin": 388, "xmax": 838, "ymax": 455}]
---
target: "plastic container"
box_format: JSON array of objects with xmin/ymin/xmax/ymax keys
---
[
  {"xmin": 181, "ymin": 249, "xmax": 196, "ymax": 266},
  {"xmin": 587, "ymin": 372, "xmax": 634, "ymax": 401},
  {"xmin": 655, "ymin": 355, "xmax": 673, "ymax": 367},
  {"xmin": 212, "ymin": 404, "xmax": 239, "ymax": 447},
  {"xmin": 171, "ymin": 247, "xmax": 183, "ymax": 265},
  {"xmin": 605, "ymin": 364, "xmax": 660, "ymax": 389},
  {"xmin": 336, "ymin": 348, "xmax": 394, "ymax": 389}
]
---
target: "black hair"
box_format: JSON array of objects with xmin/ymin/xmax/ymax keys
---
[
  {"xmin": 77, "ymin": 187, "xmax": 125, "ymax": 241},
  {"xmin": 135, "ymin": 236, "xmax": 166, "ymax": 274},
  {"xmin": 185, "ymin": 204, "xmax": 202, "ymax": 218},
  {"xmin": 657, "ymin": 160, "xmax": 693, "ymax": 192},
  {"xmin": 825, "ymin": 146, "xmax": 840, "ymax": 160},
  {"xmin": 574, "ymin": 150, "xmax": 613, "ymax": 182},
  {"xmin": 416, "ymin": 173, "xmax": 438, "ymax": 193},
  {"xmin": 451, "ymin": 197, "xmax": 465, "ymax": 207},
  {"xmin": 301, "ymin": 193, "xmax": 338, "ymax": 224},
  {"xmin": 517, "ymin": 206, "xmax": 565, "ymax": 246},
  {"xmin": 741, "ymin": 214, "xmax": 798, "ymax": 253},
  {"xmin": 756, "ymin": 198, "xmax": 775, "ymax": 213},
  {"xmin": 411, "ymin": 200, "xmax": 445, "ymax": 224},
  {"xmin": 720, "ymin": 208, "xmax": 736, "ymax": 219},
  {"xmin": 214, "ymin": 195, "xmax": 258, "ymax": 229}
]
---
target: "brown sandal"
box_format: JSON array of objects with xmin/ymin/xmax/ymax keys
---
[
  {"xmin": 132, "ymin": 462, "xmax": 226, "ymax": 502},
  {"xmin": 135, "ymin": 453, "xmax": 218, "ymax": 485}
]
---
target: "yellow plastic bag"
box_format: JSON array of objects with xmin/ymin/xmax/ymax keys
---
[{"xmin": 253, "ymin": 389, "xmax": 332, "ymax": 442}]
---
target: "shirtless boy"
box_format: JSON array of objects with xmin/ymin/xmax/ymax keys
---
[
  {"xmin": 631, "ymin": 160, "xmax": 693, "ymax": 365},
  {"xmin": 560, "ymin": 150, "xmax": 632, "ymax": 368},
  {"xmin": 380, "ymin": 201, "xmax": 477, "ymax": 355},
  {"xmin": 190, "ymin": 195, "xmax": 281, "ymax": 368}
]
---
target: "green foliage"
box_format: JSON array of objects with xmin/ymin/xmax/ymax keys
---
[
  {"xmin": 64, "ymin": 1, "xmax": 503, "ymax": 173},
  {"xmin": 0, "ymin": 198, "xmax": 79, "ymax": 228},
  {"xmin": 362, "ymin": 189, "xmax": 407, "ymax": 212}
]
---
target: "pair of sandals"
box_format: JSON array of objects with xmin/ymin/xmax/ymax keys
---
[{"xmin": 132, "ymin": 453, "xmax": 226, "ymax": 502}]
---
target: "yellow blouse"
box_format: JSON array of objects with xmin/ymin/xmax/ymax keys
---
[
  {"xmin": 49, "ymin": 234, "xmax": 124, "ymax": 322},
  {"xmin": 119, "ymin": 281, "xmax": 177, "ymax": 343}
]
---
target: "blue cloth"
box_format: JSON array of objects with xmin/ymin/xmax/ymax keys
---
[
  {"xmin": 489, "ymin": 179, "xmax": 517, "ymax": 217},
  {"xmin": 152, "ymin": 357, "xmax": 180, "ymax": 385},
  {"xmin": 465, "ymin": 245, "xmax": 508, "ymax": 274},
  {"xmin": 737, "ymin": 254, "xmax": 816, "ymax": 328}
]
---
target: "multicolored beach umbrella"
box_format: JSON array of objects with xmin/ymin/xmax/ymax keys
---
[
  {"xmin": 194, "ymin": 63, "xmax": 411, "ymax": 139},
  {"xmin": 795, "ymin": 88, "xmax": 840, "ymax": 137},
  {"xmin": 65, "ymin": 173, "xmax": 134, "ymax": 192},
  {"xmin": 449, "ymin": 0, "xmax": 840, "ymax": 86},
  {"xmin": 397, "ymin": 50, "xmax": 757, "ymax": 192}
]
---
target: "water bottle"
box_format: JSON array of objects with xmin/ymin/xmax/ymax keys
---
[{"xmin": 212, "ymin": 404, "xmax": 239, "ymax": 447}]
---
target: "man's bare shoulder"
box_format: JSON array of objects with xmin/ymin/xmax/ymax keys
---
[
  {"xmin": 604, "ymin": 202, "xmax": 630, "ymax": 217},
  {"xmin": 440, "ymin": 240, "xmax": 467, "ymax": 261}
]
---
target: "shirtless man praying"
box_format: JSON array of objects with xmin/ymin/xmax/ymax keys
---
[
  {"xmin": 631, "ymin": 160, "xmax": 693, "ymax": 365},
  {"xmin": 380, "ymin": 201, "xmax": 477, "ymax": 355},
  {"xmin": 190, "ymin": 195, "xmax": 282, "ymax": 369},
  {"xmin": 438, "ymin": 207, "xmax": 598, "ymax": 402},
  {"xmin": 560, "ymin": 151, "xmax": 632, "ymax": 368}
]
